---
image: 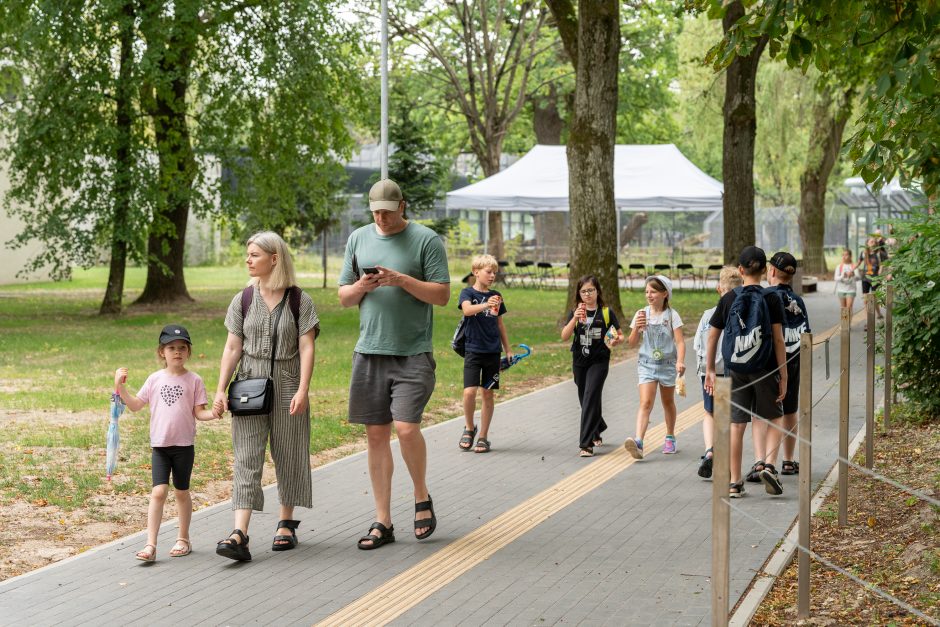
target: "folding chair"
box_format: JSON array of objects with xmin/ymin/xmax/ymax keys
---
[
  {"xmin": 703, "ymin": 264, "xmax": 723, "ymax": 290},
  {"xmin": 497, "ymin": 260, "xmax": 512, "ymax": 287},
  {"xmin": 626, "ymin": 263, "xmax": 648, "ymax": 289},
  {"xmin": 536, "ymin": 262, "xmax": 557, "ymax": 289},
  {"xmin": 675, "ymin": 263, "xmax": 697, "ymax": 290},
  {"xmin": 652, "ymin": 263, "xmax": 672, "ymax": 279},
  {"xmin": 514, "ymin": 259, "xmax": 535, "ymax": 288}
]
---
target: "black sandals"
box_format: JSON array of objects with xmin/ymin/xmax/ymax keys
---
[
  {"xmin": 729, "ymin": 482, "xmax": 746, "ymax": 498},
  {"xmin": 473, "ymin": 438, "xmax": 491, "ymax": 453},
  {"xmin": 216, "ymin": 528, "xmax": 251, "ymax": 562},
  {"xmin": 414, "ymin": 495, "xmax": 437, "ymax": 540},
  {"xmin": 459, "ymin": 426, "xmax": 477, "ymax": 451},
  {"xmin": 272, "ymin": 519, "xmax": 300, "ymax": 551},
  {"xmin": 357, "ymin": 522, "xmax": 395, "ymax": 550},
  {"xmin": 745, "ymin": 460, "xmax": 765, "ymax": 483},
  {"xmin": 781, "ymin": 460, "xmax": 800, "ymax": 475},
  {"xmin": 697, "ymin": 448, "xmax": 714, "ymax": 479}
]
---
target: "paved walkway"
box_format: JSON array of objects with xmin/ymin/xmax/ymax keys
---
[{"xmin": 1, "ymin": 284, "xmax": 873, "ymax": 626}]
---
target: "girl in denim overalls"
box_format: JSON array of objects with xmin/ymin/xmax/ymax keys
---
[{"xmin": 623, "ymin": 276, "xmax": 686, "ymax": 459}]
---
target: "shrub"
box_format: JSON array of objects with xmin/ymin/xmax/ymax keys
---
[{"xmin": 884, "ymin": 212, "xmax": 940, "ymax": 420}]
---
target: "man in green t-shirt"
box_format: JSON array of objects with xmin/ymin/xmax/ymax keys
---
[{"xmin": 338, "ymin": 178, "xmax": 450, "ymax": 550}]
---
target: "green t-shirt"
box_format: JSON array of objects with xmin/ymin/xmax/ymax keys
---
[{"xmin": 339, "ymin": 222, "xmax": 450, "ymax": 355}]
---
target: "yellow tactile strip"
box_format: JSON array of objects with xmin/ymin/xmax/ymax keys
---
[
  {"xmin": 316, "ymin": 310, "xmax": 859, "ymax": 626},
  {"xmin": 316, "ymin": 406, "xmax": 706, "ymax": 627}
]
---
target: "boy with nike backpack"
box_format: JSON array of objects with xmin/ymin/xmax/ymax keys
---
[
  {"xmin": 765, "ymin": 252, "xmax": 810, "ymax": 477},
  {"xmin": 704, "ymin": 246, "xmax": 787, "ymax": 498}
]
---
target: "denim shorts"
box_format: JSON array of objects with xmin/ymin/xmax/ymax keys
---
[{"xmin": 637, "ymin": 357, "xmax": 676, "ymax": 386}]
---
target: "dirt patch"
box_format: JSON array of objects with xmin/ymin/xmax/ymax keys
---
[
  {"xmin": 0, "ymin": 408, "xmax": 104, "ymax": 426},
  {"xmin": 750, "ymin": 422, "xmax": 940, "ymax": 625}
]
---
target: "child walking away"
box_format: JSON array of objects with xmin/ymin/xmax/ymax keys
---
[
  {"xmin": 457, "ymin": 254, "xmax": 511, "ymax": 453},
  {"xmin": 693, "ymin": 267, "xmax": 741, "ymax": 478},
  {"xmin": 561, "ymin": 276, "xmax": 623, "ymax": 457},
  {"xmin": 704, "ymin": 246, "xmax": 787, "ymax": 499},
  {"xmin": 766, "ymin": 252, "xmax": 811, "ymax": 477},
  {"xmin": 834, "ymin": 249, "xmax": 858, "ymax": 312},
  {"xmin": 114, "ymin": 324, "xmax": 217, "ymax": 562},
  {"xmin": 623, "ymin": 276, "xmax": 685, "ymax": 459},
  {"xmin": 859, "ymin": 237, "xmax": 883, "ymax": 319}
]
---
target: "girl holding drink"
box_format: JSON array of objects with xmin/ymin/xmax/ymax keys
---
[
  {"xmin": 623, "ymin": 276, "xmax": 685, "ymax": 459},
  {"xmin": 561, "ymin": 276, "xmax": 623, "ymax": 457}
]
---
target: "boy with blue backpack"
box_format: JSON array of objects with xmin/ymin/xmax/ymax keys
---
[
  {"xmin": 765, "ymin": 252, "xmax": 810, "ymax": 476},
  {"xmin": 704, "ymin": 246, "xmax": 787, "ymax": 498}
]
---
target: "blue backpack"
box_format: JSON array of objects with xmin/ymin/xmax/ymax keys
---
[
  {"xmin": 721, "ymin": 285, "xmax": 773, "ymax": 373},
  {"xmin": 767, "ymin": 285, "xmax": 809, "ymax": 357}
]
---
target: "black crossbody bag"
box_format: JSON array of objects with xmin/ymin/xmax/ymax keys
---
[{"xmin": 228, "ymin": 290, "xmax": 288, "ymax": 416}]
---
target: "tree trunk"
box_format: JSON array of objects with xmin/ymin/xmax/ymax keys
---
[
  {"xmin": 100, "ymin": 1, "xmax": 135, "ymax": 315},
  {"xmin": 620, "ymin": 213, "xmax": 648, "ymax": 246},
  {"xmin": 478, "ymin": 151, "xmax": 505, "ymax": 260},
  {"xmin": 532, "ymin": 84, "xmax": 567, "ymax": 260},
  {"xmin": 532, "ymin": 83, "xmax": 565, "ymax": 144},
  {"xmin": 720, "ymin": 2, "xmax": 767, "ymax": 264},
  {"xmin": 564, "ymin": 0, "xmax": 622, "ymax": 320},
  {"xmin": 136, "ymin": 27, "xmax": 197, "ymax": 305},
  {"xmin": 798, "ymin": 87, "xmax": 853, "ymax": 275},
  {"xmin": 321, "ymin": 228, "xmax": 328, "ymax": 289}
]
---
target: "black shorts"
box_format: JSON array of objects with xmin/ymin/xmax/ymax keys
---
[
  {"xmin": 152, "ymin": 445, "xmax": 195, "ymax": 489},
  {"xmin": 782, "ymin": 360, "xmax": 801, "ymax": 414},
  {"xmin": 464, "ymin": 351, "xmax": 501, "ymax": 390},
  {"xmin": 861, "ymin": 279, "xmax": 874, "ymax": 294},
  {"xmin": 730, "ymin": 370, "xmax": 783, "ymax": 424}
]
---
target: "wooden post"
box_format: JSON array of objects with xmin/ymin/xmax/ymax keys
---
[
  {"xmin": 865, "ymin": 295, "xmax": 875, "ymax": 469},
  {"xmin": 797, "ymin": 333, "xmax": 813, "ymax": 619},
  {"xmin": 838, "ymin": 307, "xmax": 850, "ymax": 526},
  {"xmin": 711, "ymin": 376, "xmax": 731, "ymax": 627},
  {"xmin": 884, "ymin": 284, "xmax": 893, "ymax": 431}
]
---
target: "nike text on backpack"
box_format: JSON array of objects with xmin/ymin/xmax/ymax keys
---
[
  {"xmin": 767, "ymin": 286, "xmax": 809, "ymax": 355},
  {"xmin": 721, "ymin": 286, "xmax": 773, "ymax": 373}
]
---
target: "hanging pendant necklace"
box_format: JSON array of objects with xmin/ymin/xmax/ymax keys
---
[
  {"xmin": 580, "ymin": 308, "xmax": 598, "ymax": 357},
  {"xmin": 648, "ymin": 306, "xmax": 665, "ymax": 361}
]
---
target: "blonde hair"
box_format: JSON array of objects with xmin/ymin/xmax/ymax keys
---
[
  {"xmin": 246, "ymin": 231, "xmax": 297, "ymax": 290},
  {"xmin": 471, "ymin": 254, "xmax": 499, "ymax": 272},
  {"xmin": 718, "ymin": 266, "xmax": 742, "ymax": 293}
]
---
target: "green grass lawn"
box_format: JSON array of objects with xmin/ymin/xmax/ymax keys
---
[{"xmin": 0, "ymin": 263, "xmax": 718, "ymax": 509}]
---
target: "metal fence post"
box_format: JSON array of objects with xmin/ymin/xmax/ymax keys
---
[
  {"xmin": 838, "ymin": 307, "xmax": 850, "ymax": 526},
  {"xmin": 884, "ymin": 284, "xmax": 893, "ymax": 431},
  {"xmin": 712, "ymin": 376, "xmax": 731, "ymax": 627},
  {"xmin": 866, "ymin": 295, "xmax": 875, "ymax": 469},
  {"xmin": 798, "ymin": 333, "xmax": 813, "ymax": 619}
]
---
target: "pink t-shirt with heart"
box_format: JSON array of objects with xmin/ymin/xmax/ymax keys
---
[{"xmin": 137, "ymin": 369, "xmax": 208, "ymax": 447}]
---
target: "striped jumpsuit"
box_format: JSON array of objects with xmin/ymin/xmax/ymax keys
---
[{"xmin": 224, "ymin": 286, "xmax": 319, "ymax": 511}]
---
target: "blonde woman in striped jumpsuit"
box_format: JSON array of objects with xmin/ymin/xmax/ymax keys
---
[{"xmin": 213, "ymin": 231, "xmax": 319, "ymax": 562}]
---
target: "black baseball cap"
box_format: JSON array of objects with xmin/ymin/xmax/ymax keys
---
[
  {"xmin": 769, "ymin": 251, "xmax": 797, "ymax": 275},
  {"xmin": 159, "ymin": 324, "xmax": 192, "ymax": 345},
  {"xmin": 738, "ymin": 245, "xmax": 767, "ymax": 268}
]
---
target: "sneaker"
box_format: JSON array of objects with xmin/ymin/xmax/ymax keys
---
[
  {"xmin": 662, "ymin": 437, "xmax": 677, "ymax": 455},
  {"xmin": 624, "ymin": 438, "xmax": 644, "ymax": 460},
  {"xmin": 759, "ymin": 464, "xmax": 784, "ymax": 495},
  {"xmin": 729, "ymin": 482, "xmax": 745, "ymax": 498},
  {"xmin": 697, "ymin": 448, "xmax": 714, "ymax": 479}
]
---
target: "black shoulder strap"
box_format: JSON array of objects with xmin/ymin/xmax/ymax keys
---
[
  {"xmin": 288, "ymin": 286, "xmax": 301, "ymax": 334},
  {"xmin": 240, "ymin": 286, "xmax": 253, "ymax": 322}
]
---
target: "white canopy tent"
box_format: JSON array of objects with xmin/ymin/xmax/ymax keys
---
[{"xmin": 446, "ymin": 144, "xmax": 723, "ymax": 253}]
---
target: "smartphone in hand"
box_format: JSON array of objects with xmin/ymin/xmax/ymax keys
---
[{"xmin": 361, "ymin": 267, "xmax": 379, "ymax": 275}]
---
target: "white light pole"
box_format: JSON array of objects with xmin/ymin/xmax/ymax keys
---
[{"xmin": 380, "ymin": 0, "xmax": 389, "ymax": 180}]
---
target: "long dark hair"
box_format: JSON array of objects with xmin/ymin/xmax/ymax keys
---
[{"xmin": 575, "ymin": 275, "xmax": 605, "ymax": 309}]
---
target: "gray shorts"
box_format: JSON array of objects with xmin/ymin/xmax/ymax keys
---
[
  {"xmin": 730, "ymin": 369, "xmax": 784, "ymax": 424},
  {"xmin": 348, "ymin": 352, "xmax": 436, "ymax": 425}
]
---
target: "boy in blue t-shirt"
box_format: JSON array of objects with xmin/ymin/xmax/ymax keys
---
[{"xmin": 457, "ymin": 254, "xmax": 511, "ymax": 453}]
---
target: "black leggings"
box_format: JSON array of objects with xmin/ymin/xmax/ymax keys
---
[
  {"xmin": 152, "ymin": 445, "xmax": 195, "ymax": 490},
  {"xmin": 573, "ymin": 360, "xmax": 610, "ymax": 449}
]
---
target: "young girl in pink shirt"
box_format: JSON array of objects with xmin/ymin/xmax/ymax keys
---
[{"xmin": 115, "ymin": 324, "xmax": 217, "ymax": 562}]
